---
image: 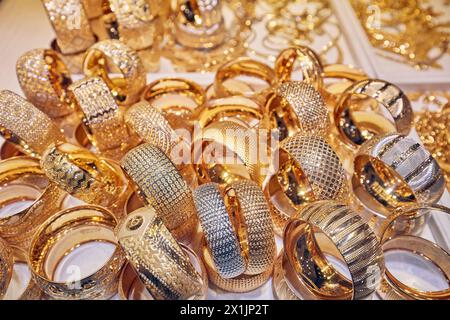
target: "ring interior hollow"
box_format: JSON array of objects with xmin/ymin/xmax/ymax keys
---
[
  {"xmin": 265, "ymin": 92, "xmax": 302, "ymax": 141},
  {"xmin": 43, "ymin": 49, "xmax": 72, "ymax": 105}
]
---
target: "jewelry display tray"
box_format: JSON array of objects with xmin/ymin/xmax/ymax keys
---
[{"xmin": 0, "ymin": 0, "xmax": 448, "ymax": 300}]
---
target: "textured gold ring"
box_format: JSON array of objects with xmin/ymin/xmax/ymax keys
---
[
  {"xmin": 0, "ymin": 237, "xmax": 13, "ymax": 300},
  {"xmin": 29, "ymin": 205, "xmax": 126, "ymax": 300},
  {"xmin": 41, "ymin": 0, "xmax": 96, "ymax": 55},
  {"xmin": 117, "ymin": 207, "xmax": 206, "ymax": 300},
  {"xmin": 121, "ymin": 143, "xmax": 198, "ymax": 240},
  {"xmin": 83, "ymin": 39, "xmax": 146, "ymax": 105},
  {"xmin": 264, "ymin": 133, "xmax": 348, "ymax": 236},
  {"xmin": 16, "ymin": 48, "xmax": 73, "ymax": 118},
  {"xmin": 0, "ymin": 90, "xmax": 65, "ymax": 158},
  {"xmin": 352, "ymin": 133, "xmax": 445, "ymax": 218},
  {"xmin": 285, "ymin": 201, "xmax": 385, "ymax": 300}
]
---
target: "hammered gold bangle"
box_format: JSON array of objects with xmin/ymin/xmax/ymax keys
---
[
  {"xmin": 264, "ymin": 81, "xmax": 330, "ymax": 141},
  {"xmin": 69, "ymin": 76, "xmax": 140, "ymax": 158},
  {"xmin": 352, "ymin": 133, "xmax": 445, "ymax": 218},
  {"xmin": 29, "ymin": 205, "xmax": 126, "ymax": 300},
  {"xmin": 16, "ymin": 49, "xmax": 73, "ymax": 118},
  {"xmin": 214, "ymin": 58, "xmax": 277, "ymax": 98},
  {"xmin": 121, "ymin": 143, "xmax": 198, "ymax": 241},
  {"xmin": 285, "ymin": 201, "xmax": 385, "ymax": 300},
  {"xmin": 117, "ymin": 207, "xmax": 206, "ymax": 300},
  {"xmin": 0, "ymin": 90, "xmax": 66, "ymax": 158},
  {"xmin": 334, "ymin": 79, "xmax": 414, "ymax": 148},
  {"xmin": 0, "ymin": 237, "xmax": 13, "ymax": 299},
  {"xmin": 83, "ymin": 40, "xmax": 146, "ymax": 105},
  {"xmin": 264, "ymin": 133, "xmax": 348, "ymax": 236},
  {"xmin": 274, "ymin": 46, "xmax": 324, "ymax": 90},
  {"xmin": 0, "ymin": 156, "xmax": 67, "ymax": 250},
  {"xmin": 41, "ymin": 0, "xmax": 96, "ymax": 55}
]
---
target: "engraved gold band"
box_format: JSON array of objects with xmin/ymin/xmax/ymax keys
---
[
  {"xmin": 0, "ymin": 90, "xmax": 65, "ymax": 158},
  {"xmin": 117, "ymin": 207, "xmax": 206, "ymax": 300},
  {"xmin": 264, "ymin": 133, "xmax": 348, "ymax": 236},
  {"xmin": 83, "ymin": 40, "xmax": 146, "ymax": 105},
  {"xmin": 352, "ymin": 133, "xmax": 445, "ymax": 217},
  {"xmin": 16, "ymin": 49, "xmax": 73, "ymax": 118},
  {"xmin": 285, "ymin": 201, "xmax": 385, "ymax": 300},
  {"xmin": 29, "ymin": 205, "xmax": 126, "ymax": 300}
]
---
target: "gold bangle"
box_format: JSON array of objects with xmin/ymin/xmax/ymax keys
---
[
  {"xmin": 0, "ymin": 237, "xmax": 13, "ymax": 299},
  {"xmin": 121, "ymin": 143, "xmax": 198, "ymax": 240},
  {"xmin": 264, "ymin": 133, "xmax": 348, "ymax": 236},
  {"xmin": 352, "ymin": 133, "xmax": 445, "ymax": 218},
  {"xmin": 334, "ymin": 79, "xmax": 414, "ymax": 148},
  {"xmin": 29, "ymin": 205, "xmax": 126, "ymax": 300},
  {"xmin": 264, "ymin": 81, "xmax": 330, "ymax": 141},
  {"xmin": 174, "ymin": 0, "xmax": 226, "ymax": 50},
  {"xmin": 0, "ymin": 156, "xmax": 67, "ymax": 250},
  {"xmin": 0, "ymin": 141, "xmax": 24, "ymax": 160},
  {"xmin": 41, "ymin": 0, "xmax": 96, "ymax": 55},
  {"xmin": 274, "ymin": 46, "xmax": 324, "ymax": 90},
  {"xmin": 200, "ymin": 238, "xmax": 273, "ymax": 293},
  {"xmin": 196, "ymin": 96, "xmax": 264, "ymax": 129},
  {"xmin": 83, "ymin": 39, "xmax": 146, "ymax": 105},
  {"xmin": 141, "ymin": 78, "xmax": 206, "ymax": 132},
  {"xmin": 285, "ymin": 201, "xmax": 385, "ymax": 300},
  {"xmin": 0, "ymin": 90, "xmax": 65, "ymax": 158},
  {"xmin": 377, "ymin": 204, "xmax": 450, "ymax": 300},
  {"xmin": 117, "ymin": 208, "xmax": 206, "ymax": 300},
  {"xmin": 69, "ymin": 76, "xmax": 140, "ymax": 158},
  {"xmin": 16, "ymin": 49, "xmax": 73, "ymax": 118},
  {"xmin": 193, "ymin": 183, "xmax": 247, "ymax": 278},
  {"xmin": 41, "ymin": 142, "xmax": 130, "ymax": 215},
  {"xmin": 50, "ymin": 39, "xmax": 85, "ymax": 74},
  {"xmin": 214, "ymin": 58, "xmax": 277, "ymax": 98}
]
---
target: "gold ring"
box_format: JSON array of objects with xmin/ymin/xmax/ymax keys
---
[
  {"xmin": 117, "ymin": 207, "xmax": 206, "ymax": 300},
  {"xmin": 69, "ymin": 76, "xmax": 140, "ymax": 159},
  {"xmin": 274, "ymin": 46, "xmax": 324, "ymax": 90},
  {"xmin": 0, "ymin": 141, "xmax": 24, "ymax": 160},
  {"xmin": 29, "ymin": 205, "xmax": 126, "ymax": 300},
  {"xmin": 50, "ymin": 39, "xmax": 85, "ymax": 74},
  {"xmin": 214, "ymin": 58, "xmax": 277, "ymax": 98},
  {"xmin": 285, "ymin": 201, "xmax": 385, "ymax": 300},
  {"xmin": 83, "ymin": 39, "xmax": 146, "ymax": 105},
  {"xmin": 264, "ymin": 81, "xmax": 330, "ymax": 141},
  {"xmin": 334, "ymin": 79, "xmax": 414, "ymax": 148},
  {"xmin": 16, "ymin": 49, "xmax": 73, "ymax": 118},
  {"xmin": 0, "ymin": 237, "xmax": 13, "ymax": 299},
  {"xmin": 0, "ymin": 90, "xmax": 65, "ymax": 158},
  {"xmin": 264, "ymin": 133, "xmax": 348, "ymax": 236},
  {"xmin": 0, "ymin": 156, "xmax": 66, "ymax": 250},
  {"xmin": 41, "ymin": 142, "xmax": 130, "ymax": 215},
  {"xmin": 272, "ymin": 249, "xmax": 300, "ymax": 300},
  {"xmin": 377, "ymin": 204, "xmax": 450, "ymax": 300},
  {"xmin": 42, "ymin": 0, "xmax": 96, "ymax": 55},
  {"xmin": 352, "ymin": 133, "xmax": 445, "ymax": 218},
  {"xmin": 82, "ymin": 0, "xmax": 103, "ymax": 19},
  {"xmin": 121, "ymin": 143, "xmax": 198, "ymax": 241}
]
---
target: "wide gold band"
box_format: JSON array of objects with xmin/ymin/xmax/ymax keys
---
[
  {"xmin": 29, "ymin": 205, "xmax": 126, "ymax": 300},
  {"xmin": 0, "ymin": 90, "xmax": 65, "ymax": 158},
  {"xmin": 83, "ymin": 40, "xmax": 146, "ymax": 105},
  {"xmin": 117, "ymin": 207, "xmax": 205, "ymax": 300}
]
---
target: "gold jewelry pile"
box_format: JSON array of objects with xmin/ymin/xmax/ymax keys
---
[{"xmin": 0, "ymin": 0, "xmax": 448, "ymax": 301}]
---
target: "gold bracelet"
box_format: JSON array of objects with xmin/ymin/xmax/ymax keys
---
[
  {"xmin": 0, "ymin": 90, "xmax": 65, "ymax": 158},
  {"xmin": 69, "ymin": 76, "xmax": 140, "ymax": 159},
  {"xmin": 285, "ymin": 201, "xmax": 385, "ymax": 300},
  {"xmin": 334, "ymin": 79, "xmax": 414, "ymax": 148},
  {"xmin": 377, "ymin": 204, "xmax": 450, "ymax": 300},
  {"xmin": 0, "ymin": 237, "xmax": 13, "ymax": 299},
  {"xmin": 121, "ymin": 143, "xmax": 198, "ymax": 241},
  {"xmin": 0, "ymin": 156, "xmax": 67, "ymax": 250},
  {"xmin": 83, "ymin": 40, "xmax": 146, "ymax": 105},
  {"xmin": 264, "ymin": 81, "xmax": 329, "ymax": 141},
  {"xmin": 117, "ymin": 207, "xmax": 206, "ymax": 300},
  {"xmin": 264, "ymin": 133, "xmax": 348, "ymax": 236},
  {"xmin": 274, "ymin": 46, "xmax": 324, "ymax": 90},
  {"xmin": 16, "ymin": 49, "xmax": 73, "ymax": 118},
  {"xmin": 214, "ymin": 57, "xmax": 277, "ymax": 98},
  {"xmin": 41, "ymin": 0, "xmax": 96, "ymax": 55},
  {"xmin": 352, "ymin": 133, "xmax": 445, "ymax": 218},
  {"xmin": 29, "ymin": 205, "xmax": 126, "ymax": 300}
]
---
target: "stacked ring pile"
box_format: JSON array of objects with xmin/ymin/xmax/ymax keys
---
[{"xmin": 0, "ymin": 0, "xmax": 448, "ymax": 301}]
